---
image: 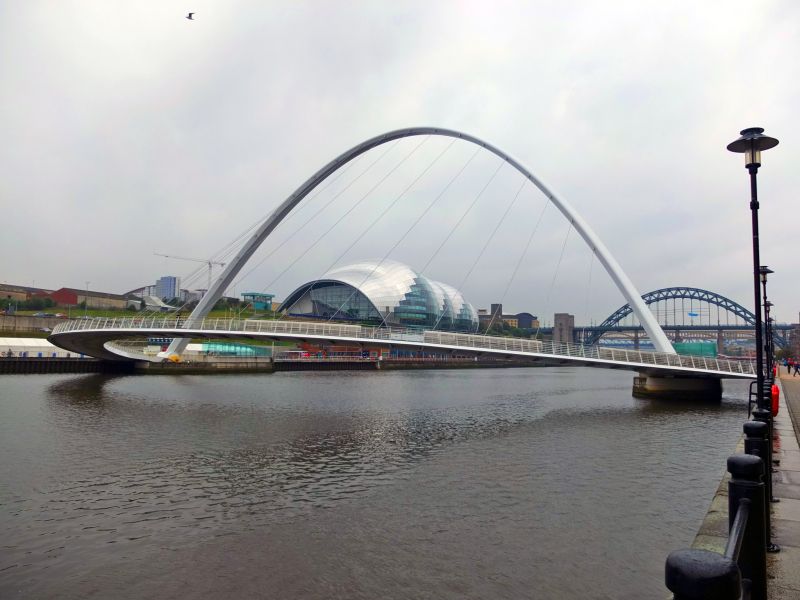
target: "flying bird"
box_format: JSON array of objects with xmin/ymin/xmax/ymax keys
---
[{"xmin": 186, "ymin": 12, "xmax": 195, "ymax": 20}]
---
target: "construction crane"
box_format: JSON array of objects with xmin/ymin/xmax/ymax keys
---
[{"xmin": 153, "ymin": 253, "xmax": 226, "ymax": 292}]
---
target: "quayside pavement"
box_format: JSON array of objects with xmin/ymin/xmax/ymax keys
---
[{"xmin": 770, "ymin": 370, "xmax": 800, "ymax": 598}]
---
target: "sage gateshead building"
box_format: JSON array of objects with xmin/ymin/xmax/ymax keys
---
[{"xmin": 278, "ymin": 260, "xmax": 479, "ymax": 332}]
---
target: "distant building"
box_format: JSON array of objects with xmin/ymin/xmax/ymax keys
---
[
  {"xmin": 502, "ymin": 316, "xmax": 519, "ymax": 328},
  {"xmin": 155, "ymin": 276, "xmax": 181, "ymax": 300},
  {"xmin": 477, "ymin": 304, "xmax": 504, "ymax": 329},
  {"xmin": 242, "ymin": 292, "xmax": 275, "ymax": 311},
  {"xmin": 50, "ymin": 288, "xmax": 132, "ymax": 310},
  {"xmin": 515, "ymin": 312, "xmax": 539, "ymax": 329},
  {"xmin": 478, "ymin": 305, "xmax": 540, "ymax": 330},
  {"xmin": 789, "ymin": 325, "xmax": 800, "ymax": 358},
  {"xmin": 180, "ymin": 289, "xmax": 204, "ymax": 303},
  {"xmin": 0, "ymin": 284, "xmax": 53, "ymax": 302},
  {"xmin": 553, "ymin": 313, "xmax": 575, "ymax": 343},
  {"xmin": 125, "ymin": 285, "xmax": 158, "ymax": 298}
]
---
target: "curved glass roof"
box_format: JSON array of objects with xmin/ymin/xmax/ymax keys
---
[{"xmin": 279, "ymin": 260, "xmax": 478, "ymax": 331}]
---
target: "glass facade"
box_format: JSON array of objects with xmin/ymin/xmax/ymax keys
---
[
  {"xmin": 307, "ymin": 282, "xmax": 381, "ymax": 321},
  {"xmin": 279, "ymin": 260, "xmax": 478, "ymax": 332}
]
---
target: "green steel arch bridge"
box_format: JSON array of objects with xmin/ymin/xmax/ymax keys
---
[{"xmin": 581, "ymin": 287, "xmax": 789, "ymax": 349}]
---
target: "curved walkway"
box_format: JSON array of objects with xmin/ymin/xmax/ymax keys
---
[{"xmin": 48, "ymin": 317, "xmax": 756, "ymax": 379}]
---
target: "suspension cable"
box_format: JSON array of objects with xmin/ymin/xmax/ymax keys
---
[
  {"xmin": 485, "ymin": 193, "xmax": 550, "ymax": 333},
  {"xmin": 324, "ymin": 139, "xmax": 461, "ymax": 323},
  {"xmin": 165, "ymin": 155, "xmax": 366, "ymax": 299},
  {"xmin": 270, "ymin": 136, "xmax": 431, "ymax": 316},
  {"xmin": 229, "ymin": 142, "xmax": 402, "ymax": 318},
  {"xmin": 533, "ymin": 222, "xmax": 572, "ymax": 339},
  {"xmin": 418, "ymin": 158, "xmax": 505, "ymax": 279},
  {"xmin": 581, "ymin": 251, "xmax": 595, "ymax": 343},
  {"xmin": 430, "ymin": 177, "xmax": 528, "ymax": 331}
]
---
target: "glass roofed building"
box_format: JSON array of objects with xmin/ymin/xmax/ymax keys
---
[{"xmin": 278, "ymin": 260, "xmax": 479, "ymax": 332}]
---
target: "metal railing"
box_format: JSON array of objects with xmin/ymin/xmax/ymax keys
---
[
  {"xmin": 665, "ymin": 420, "xmax": 775, "ymax": 600},
  {"xmin": 51, "ymin": 317, "xmax": 756, "ymax": 376}
]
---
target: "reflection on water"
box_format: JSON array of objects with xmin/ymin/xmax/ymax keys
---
[{"xmin": 0, "ymin": 369, "xmax": 750, "ymax": 599}]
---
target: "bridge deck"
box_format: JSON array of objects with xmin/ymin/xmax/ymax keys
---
[{"xmin": 49, "ymin": 318, "xmax": 756, "ymax": 380}]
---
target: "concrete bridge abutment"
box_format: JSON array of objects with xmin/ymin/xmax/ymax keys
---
[{"xmin": 632, "ymin": 373, "xmax": 722, "ymax": 402}]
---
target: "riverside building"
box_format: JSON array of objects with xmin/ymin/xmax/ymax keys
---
[{"xmin": 278, "ymin": 260, "xmax": 479, "ymax": 332}]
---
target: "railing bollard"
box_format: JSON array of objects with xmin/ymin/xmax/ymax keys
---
[
  {"xmin": 751, "ymin": 408, "xmax": 777, "ymax": 503},
  {"xmin": 728, "ymin": 454, "xmax": 767, "ymax": 600},
  {"xmin": 744, "ymin": 421, "xmax": 779, "ymax": 553},
  {"xmin": 665, "ymin": 549, "xmax": 740, "ymax": 600}
]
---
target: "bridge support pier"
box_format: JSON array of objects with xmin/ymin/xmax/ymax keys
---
[{"xmin": 632, "ymin": 374, "xmax": 722, "ymax": 402}]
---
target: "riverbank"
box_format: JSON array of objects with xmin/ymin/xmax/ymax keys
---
[
  {"xmin": 688, "ymin": 371, "xmax": 800, "ymax": 598},
  {"xmin": 0, "ymin": 356, "xmax": 549, "ymax": 375},
  {"xmin": 0, "ymin": 357, "xmax": 133, "ymax": 374}
]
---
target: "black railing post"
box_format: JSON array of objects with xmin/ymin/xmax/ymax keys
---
[
  {"xmin": 751, "ymin": 408, "xmax": 777, "ymax": 503},
  {"xmin": 665, "ymin": 549, "xmax": 740, "ymax": 600},
  {"xmin": 744, "ymin": 420, "xmax": 779, "ymax": 553},
  {"xmin": 728, "ymin": 454, "xmax": 767, "ymax": 600}
]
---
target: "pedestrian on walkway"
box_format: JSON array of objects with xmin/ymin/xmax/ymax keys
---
[{"xmin": 795, "ymin": 362, "xmax": 800, "ymax": 377}]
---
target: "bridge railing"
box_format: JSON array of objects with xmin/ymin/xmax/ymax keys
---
[{"xmin": 51, "ymin": 317, "xmax": 756, "ymax": 376}]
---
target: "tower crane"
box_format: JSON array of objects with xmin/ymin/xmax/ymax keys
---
[{"xmin": 153, "ymin": 253, "xmax": 226, "ymax": 292}]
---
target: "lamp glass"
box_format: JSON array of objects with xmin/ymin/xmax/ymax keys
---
[{"xmin": 745, "ymin": 148, "xmax": 761, "ymax": 167}]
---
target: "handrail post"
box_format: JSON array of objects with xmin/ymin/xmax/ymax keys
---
[
  {"xmin": 744, "ymin": 420, "xmax": 778, "ymax": 553},
  {"xmin": 665, "ymin": 549, "xmax": 740, "ymax": 599},
  {"xmin": 751, "ymin": 408, "xmax": 777, "ymax": 504},
  {"xmin": 727, "ymin": 454, "xmax": 767, "ymax": 600}
]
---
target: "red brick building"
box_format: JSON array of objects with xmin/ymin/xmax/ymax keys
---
[{"xmin": 49, "ymin": 288, "xmax": 130, "ymax": 310}]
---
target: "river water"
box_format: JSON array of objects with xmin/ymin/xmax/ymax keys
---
[{"xmin": 0, "ymin": 368, "xmax": 749, "ymax": 599}]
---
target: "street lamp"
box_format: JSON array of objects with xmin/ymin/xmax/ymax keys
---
[
  {"xmin": 765, "ymin": 307, "xmax": 775, "ymax": 376},
  {"xmin": 727, "ymin": 127, "xmax": 779, "ymax": 411},
  {"xmin": 84, "ymin": 281, "xmax": 90, "ymax": 318},
  {"xmin": 761, "ymin": 266, "xmax": 774, "ymax": 377}
]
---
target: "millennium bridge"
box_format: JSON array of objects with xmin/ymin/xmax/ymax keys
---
[
  {"xmin": 49, "ymin": 316, "xmax": 756, "ymax": 381},
  {"xmin": 48, "ymin": 126, "xmax": 761, "ymax": 398}
]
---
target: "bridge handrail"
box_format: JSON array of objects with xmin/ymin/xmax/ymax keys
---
[{"xmin": 50, "ymin": 317, "xmax": 756, "ymax": 376}]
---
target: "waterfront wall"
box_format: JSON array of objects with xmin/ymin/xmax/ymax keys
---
[
  {"xmin": 0, "ymin": 315, "xmax": 66, "ymax": 332},
  {"xmin": 0, "ymin": 357, "xmax": 134, "ymax": 374},
  {"xmin": 0, "ymin": 356, "xmax": 548, "ymax": 375}
]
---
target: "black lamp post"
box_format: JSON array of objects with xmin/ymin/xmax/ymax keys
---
[
  {"xmin": 727, "ymin": 127, "xmax": 779, "ymax": 410},
  {"xmin": 765, "ymin": 305, "xmax": 775, "ymax": 376},
  {"xmin": 760, "ymin": 267, "xmax": 774, "ymax": 378}
]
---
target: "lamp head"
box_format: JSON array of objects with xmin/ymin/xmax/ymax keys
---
[
  {"xmin": 727, "ymin": 127, "xmax": 779, "ymax": 167},
  {"xmin": 759, "ymin": 265, "xmax": 774, "ymax": 283}
]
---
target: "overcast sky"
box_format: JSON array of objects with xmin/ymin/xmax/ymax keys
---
[{"xmin": 1, "ymin": 0, "xmax": 798, "ymax": 324}]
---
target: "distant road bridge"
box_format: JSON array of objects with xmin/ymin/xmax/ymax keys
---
[
  {"xmin": 49, "ymin": 317, "xmax": 756, "ymax": 380},
  {"xmin": 581, "ymin": 287, "xmax": 789, "ymax": 349}
]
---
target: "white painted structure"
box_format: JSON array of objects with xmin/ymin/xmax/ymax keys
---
[
  {"xmin": 164, "ymin": 127, "xmax": 675, "ymax": 358},
  {"xmin": 49, "ymin": 317, "xmax": 754, "ymax": 380},
  {"xmin": 0, "ymin": 337, "xmax": 79, "ymax": 358}
]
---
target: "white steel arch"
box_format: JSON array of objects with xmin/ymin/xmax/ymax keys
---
[{"xmin": 165, "ymin": 127, "xmax": 674, "ymax": 356}]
